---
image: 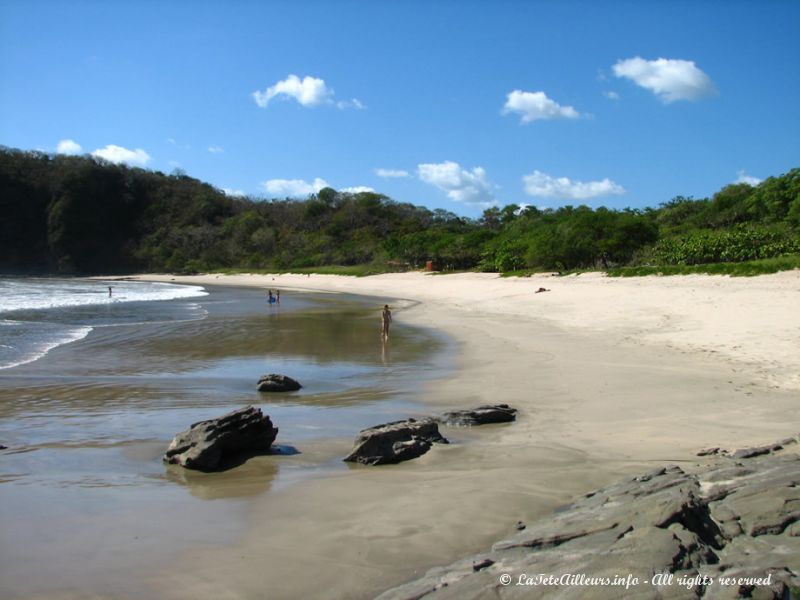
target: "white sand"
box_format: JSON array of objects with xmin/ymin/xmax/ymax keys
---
[
  {"xmin": 138, "ymin": 270, "xmax": 800, "ymax": 391},
  {"xmin": 129, "ymin": 271, "xmax": 799, "ymax": 599}
]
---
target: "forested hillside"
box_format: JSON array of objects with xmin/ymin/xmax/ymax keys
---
[{"xmin": 1, "ymin": 147, "xmax": 798, "ymax": 274}]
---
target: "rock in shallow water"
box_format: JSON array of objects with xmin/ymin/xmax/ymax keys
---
[
  {"xmin": 257, "ymin": 374, "xmax": 302, "ymax": 392},
  {"xmin": 163, "ymin": 406, "xmax": 278, "ymax": 471},
  {"xmin": 343, "ymin": 418, "xmax": 449, "ymax": 465},
  {"xmin": 437, "ymin": 404, "xmax": 517, "ymax": 426}
]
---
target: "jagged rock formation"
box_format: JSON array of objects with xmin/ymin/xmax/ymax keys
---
[
  {"xmin": 343, "ymin": 419, "xmax": 449, "ymax": 465},
  {"xmin": 377, "ymin": 437, "xmax": 800, "ymax": 600},
  {"xmin": 163, "ymin": 406, "xmax": 278, "ymax": 471},
  {"xmin": 256, "ymin": 374, "xmax": 302, "ymax": 392},
  {"xmin": 436, "ymin": 404, "xmax": 518, "ymax": 426}
]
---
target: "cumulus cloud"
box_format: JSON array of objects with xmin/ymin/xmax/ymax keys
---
[
  {"xmin": 56, "ymin": 139, "xmax": 82, "ymax": 155},
  {"xmin": 208, "ymin": 146, "xmax": 224, "ymax": 153},
  {"xmin": 603, "ymin": 90, "xmax": 620, "ymax": 100},
  {"xmin": 418, "ymin": 161, "xmax": 497, "ymax": 207},
  {"xmin": 735, "ymin": 170, "xmax": 762, "ymax": 186},
  {"xmin": 375, "ymin": 168, "xmax": 410, "ymax": 178},
  {"xmin": 222, "ymin": 188, "xmax": 246, "ymax": 197},
  {"xmin": 253, "ymin": 75, "xmax": 331, "ymax": 107},
  {"xmin": 612, "ymin": 57, "xmax": 717, "ymax": 103},
  {"xmin": 261, "ymin": 177, "xmax": 329, "ymax": 198},
  {"xmin": 252, "ymin": 74, "xmax": 363, "ymax": 111},
  {"xmin": 522, "ymin": 170, "xmax": 625, "ymax": 200},
  {"xmin": 91, "ymin": 144, "xmax": 151, "ymax": 166},
  {"xmin": 342, "ymin": 186, "xmax": 375, "ymax": 194},
  {"xmin": 502, "ymin": 90, "xmax": 580, "ymax": 123}
]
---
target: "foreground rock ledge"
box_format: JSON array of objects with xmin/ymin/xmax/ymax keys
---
[
  {"xmin": 163, "ymin": 406, "xmax": 278, "ymax": 471},
  {"xmin": 377, "ymin": 442, "xmax": 800, "ymax": 600},
  {"xmin": 344, "ymin": 419, "xmax": 449, "ymax": 465},
  {"xmin": 257, "ymin": 373, "xmax": 302, "ymax": 392}
]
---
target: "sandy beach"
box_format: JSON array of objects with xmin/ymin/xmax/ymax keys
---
[{"xmin": 118, "ymin": 270, "xmax": 800, "ymax": 599}]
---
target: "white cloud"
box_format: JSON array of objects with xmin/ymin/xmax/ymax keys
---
[
  {"xmin": 91, "ymin": 144, "xmax": 151, "ymax": 166},
  {"xmin": 735, "ymin": 170, "xmax": 762, "ymax": 186},
  {"xmin": 515, "ymin": 203, "xmax": 533, "ymax": 215},
  {"xmin": 603, "ymin": 90, "xmax": 620, "ymax": 100},
  {"xmin": 337, "ymin": 98, "xmax": 366, "ymax": 110},
  {"xmin": 261, "ymin": 177, "xmax": 329, "ymax": 198},
  {"xmin": 253, "ymin": 74, "xmax": 333, "ymax": 108},
  {"xmin": 222, "ymin": 188, "xmax": 246, "ymax": 197},
  {"xmin": 208, "ymin": 146, "xmax": 224, "ymax": 154},
  {"xmin": 252, "ymin": 74, "xmax": 363, "ymax": 110},
  {"xmin": 375, "ymin": 168, "xmax": 410, "ymax": 178},
  {"xmin": 342, "ymin": 186, "xmax": 375, "ymax": 194},
  {"xmin": 523, "ymin": 170, "xmax": 625, "ymax": 200},
  {"xmin": 502, "ymin": 90, "xmax": 580, "ymax": 123},
  {"xmin": 56, "ymin": 139, "xmax": 82, "ymax": 155},
  {"xmin": 418, "ymin": 161, "xmax": 497, "ymax": 207},
  {"xmin": 612, "ymin": 57, "xmax": 717, "ymax": 103}
]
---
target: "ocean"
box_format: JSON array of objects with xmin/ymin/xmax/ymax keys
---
[
  {"xmin": 0, "ymin": 277, "xmax": 450, "ymax": 598},
  {"xmin": 0, "ymin": 278, "xmax": 209, "ymax": 370}
]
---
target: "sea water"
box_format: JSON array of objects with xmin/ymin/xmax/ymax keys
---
[
  {"xmin": 0, "ymin": 279, "xmax": 449, "ymax": 480},
  {"xmin": 0, "ymin": 278, "xmax": 208, "ymax": 369},
  {"xmin": 0, "ymin": 279, "xmax": 450, "ymax": 597}
]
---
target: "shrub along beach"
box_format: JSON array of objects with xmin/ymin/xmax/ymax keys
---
[{"xmin": 1, "ymin": 148, "xmax": 798, "ymax": 278}]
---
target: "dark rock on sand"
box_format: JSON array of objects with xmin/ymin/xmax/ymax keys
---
[
  {"xmin": 343, "ymin": 418, "xmax": 449, "ymax": 465},
  {"xmin": 696, "ymin": 434, "xmax": 798, "ymax": 459},
  {"xmin": 437, "ymin": 404, "xmax": 517, "ymax": 426},
  {"xmin": 377, "ymin": 443, "xmax": 800, "ymax": 600},
  {"xmin": 163, "ymin": 406, "xmax": 278, "ymax": 471},
  {"xmin": 730, "ymin": 436, "xmax": 796, "ymax": 459},
  {"xmin": 257, "ymin": 374, "xmax": 302, "ymax": 392},
  {"xmin": 0, "ymin": 444, "xmax": 7, "ymax": 450}
]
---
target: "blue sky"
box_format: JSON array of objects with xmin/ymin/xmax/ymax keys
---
[{"xmin": 1, "ymin": 0, "xmax": 798, "ymax": 218}]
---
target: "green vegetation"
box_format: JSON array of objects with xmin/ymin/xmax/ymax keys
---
[
  {"xmin": 217, "ymin": 264, "xmax": 396, "ymax": 277},
  {"xmin": 1, "ymin": 146, "xmax": 798, "ymax": 276},
  {"xmin": 607, "ymin": 255, "xmax": 800, "ymax": 277}
]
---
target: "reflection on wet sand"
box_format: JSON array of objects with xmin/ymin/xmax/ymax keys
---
[
  {"xmin": 0, "ymin": 285, "xmax": 451, "ymax": 600},
  {"xmin": 165, "ymin": 455, "xmax": 281, "ymax": 500}
]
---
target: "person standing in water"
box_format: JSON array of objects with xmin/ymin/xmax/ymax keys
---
[
  {"xmin": 381, "ymin": 304, "xmax": 392, "ymax": 340},
  {"xmin": 108, "ymin": 286, "xmax": 113, "ymax": 297}
]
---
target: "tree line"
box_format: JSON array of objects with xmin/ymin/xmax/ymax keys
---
[{"xmin": 1, "ymin": 146, "xmax": 798, "ymax": 274}]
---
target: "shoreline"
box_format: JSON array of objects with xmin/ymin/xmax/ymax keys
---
[
  {"xmin": 130, "ymin": 270, "xmax": 800, "ymax": 393},
  {"xmin": 124, "ymin": 271, "xmax": 800, "ymax": 599}
]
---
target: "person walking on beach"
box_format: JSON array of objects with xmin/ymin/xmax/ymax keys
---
[
  {"xmin": 276, "ymin": 289, "xmax": 281, "ymax": 304},
  {"xmin": 381, "ymin": 304, "xmax": 392, "ymax": 340}
]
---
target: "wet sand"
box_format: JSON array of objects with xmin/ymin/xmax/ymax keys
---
[
  {"xmin": 120, "ymin": 271, "xmax": 799, "ymax": 600},
  {"xmin": 0, "ymin": 286, "xmax": 448, "ymax": 600}
]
